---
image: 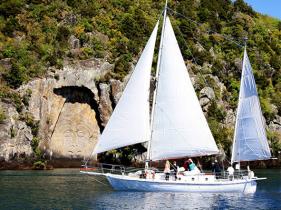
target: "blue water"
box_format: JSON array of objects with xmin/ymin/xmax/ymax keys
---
[{"xmin": 0, "ymin": 169, "xmax": 280, "ymax": 209}]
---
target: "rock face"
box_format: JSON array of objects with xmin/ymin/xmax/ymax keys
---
[
  {"xmin": 68, "ymin": 35, "xmax": 80, "ymax": 49},
  {"xmin": 0, "ymin": 102, "xmax": 33, "ymax": 162},
  {"xmin": 110, "ymin": 79, "xmax": 123, "ymax": 106},
  {"xmin": 98, "ymin": 83, "xmax": 113, "ymax": 127},
  {"xmin": 0, "ymin": 58, "xmax": 122, "ymax": 165},
  {"xmin": 269, "ymin": 116, "xmax": 281, "ymax": 132},
  {"xmin": 199, "ymin": 87, "xmax": 215, "ymax": 112},
  {"xmin": 48, "ymin": 103, "xmax": 99, "ymax": 159}
]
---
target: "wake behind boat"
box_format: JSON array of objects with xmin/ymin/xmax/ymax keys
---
[{"xmin": 80, "ymin": 0, "xmax": 271, "ymax": 193}]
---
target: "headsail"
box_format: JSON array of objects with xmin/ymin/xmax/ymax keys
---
[
  {"xmin": 231, "ymin": 48, "xmax": 271, "ymax": 163},
  {"xmin": 150, "ymin": 17, "xmax": 219, "ymax": 161},
  {"xmin": 92, "ymin": 21, "xmax": 159, "ymax": 154}
]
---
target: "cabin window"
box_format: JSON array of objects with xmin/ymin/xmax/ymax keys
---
[
  {"xmin": 192, "ymin": 177, "xmax": 195, "ymax": 181},
  {"xmin": 205, "ymin": 178, "xmax": 208, "ymax": 181}
]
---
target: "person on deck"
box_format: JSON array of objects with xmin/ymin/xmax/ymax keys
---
[
  {"xmin": 183, "ymin": 160, "xmax": 189, "ymax": 171},
  {"xmin": 212, "ymin": 160, "xmax": 221, "ymax": 173},
  {"xmin": 172, "ymin": 161, "xmax": 179, "ymax": 180},
  {"xmin": 227, "ymin": 165, "xmax": 234, "ymax": 180},
  {"xmin": 164, "ymin": 160, "xmax": 170, "ymax": 181},
  {"xmin": 187, "ymin": 159, "xmax": 196, "ymax": 171}
]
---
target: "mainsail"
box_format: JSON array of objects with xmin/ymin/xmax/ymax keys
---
[
  {"xmin": 92, "ymin": 21, "xmax": 159, "ymax": 154},
  {"xmin": 231, "ymin": 48, "xmax": 271, "ymax": 163},
  {"xmin": 150, "ymin": 17, "xmax": 219, "ymax": 160}
]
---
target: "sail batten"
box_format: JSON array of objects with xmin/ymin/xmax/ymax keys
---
[
  {"xmin": 150, "ymin": 17, "xmax": 219, "ymax": 161},
  {"xmin": 231, "ymin": 48, "xmax": 271, "ymax": 163},
  {"xmin": 92, "ymin": 21, "xmax": 159, "ymax": 154}
]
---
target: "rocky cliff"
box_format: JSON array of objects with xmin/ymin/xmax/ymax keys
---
[
  {"xmin": 1, "ymin": 56, "xmax": 280, "ymax": 168},
  {"xmin": 0, "ymin": 58, "xmax": 129, "ymax": 168}
]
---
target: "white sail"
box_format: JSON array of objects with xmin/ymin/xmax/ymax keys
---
[
  {"xmin": 150, "ymin": 17, "xmax": 219, "ymax": 161},
  {"xmin": 231, "ymin": 48, "xmax": 271, "ymax": 163},
  {"xmin": 93, "ymin": 21, "xmax": 159, "ymax": 154}
]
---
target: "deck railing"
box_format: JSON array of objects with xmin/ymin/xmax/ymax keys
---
[{"xmin": 81, "ymin": 163, "xmax": 251, "ymax": 180}]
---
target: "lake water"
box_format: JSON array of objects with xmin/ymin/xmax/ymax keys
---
[{"xmin": 0, "ymin": 169, "xmax": 280, "ymax": 210}]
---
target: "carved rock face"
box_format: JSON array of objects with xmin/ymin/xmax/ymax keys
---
[
  {"xmin": 49, "ymin": 103, "xmax": 99, "ymax": 159},
  {"xmin": 15, "ymin": 59, "xmax": 114, "ymax": 162}
]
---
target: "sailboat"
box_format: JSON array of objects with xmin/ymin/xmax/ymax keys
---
[
  {"xmin": 231, "ymin": 47, "xmax": 272, "ymax": 167},
  {"xmin": 80, "ymin": 1, "xmax": 271, "ymax": 193}
]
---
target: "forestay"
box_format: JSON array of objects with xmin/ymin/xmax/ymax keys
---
[
  {"xmin": 150, "ymin": 17, "xmax": 219, "ymax": 161},
  {"xmin": 92, "ymin": 21, "xmax": 159, "ymax": 154},
  {"xmin": 231, "ymin": 48, "xmax": 271, "ymax": 163}
]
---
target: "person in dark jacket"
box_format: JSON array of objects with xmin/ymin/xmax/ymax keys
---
[{"xmin": 212, "ymin": 159, "xmax": 221, "ymax": 174}]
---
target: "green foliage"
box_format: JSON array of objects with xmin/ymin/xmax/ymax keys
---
[
  {"xmin": 208, "ymin": 119, "xmax": 233, "ymax": 156},
  {"xmin": 0, "ymin": 87, "xmax": 23, "ymax": 112},
  {"xmin": 10, "ymin": 126, "xmax": 16, "ymax": 138},
  {"xmin": 20, "ymin": 112, "xmax": 39, "ymax": 136},
  {"xmin": 260, "ymin": 97, "xmax": 276, "ymax": 122},
  {"xmin": 31, "ymin": 137, "xmax": 45, "ymax": 166},
  {"xmin": 114, "ymin": 53, "xmax": 132, "ymax": 80},
  {"xmin": 31, "ymin": 137, "xmax": 41, "ymax": 154},
  {"xmin": 56, "ymin": 25, "xmax": 71, "ymax": 42},
  {"xmin": 278, "ymin": 22, "xmax": 281, "ymax": 31},
  {"xmin": 233, "ymin": 0, "xmax": 256, "ymax": 17},
  {"xmin": 33, "ymin": 160, "xmax": 47, "ymax": 170},
  {"xmin": 98, "ymin": 144, "xmax": 146, "ymax": 166},
  {"xmin": 22, "ymin": 89, "xmax": 32, "ymax": 107},
  {"xmin": 0, "ymin": 106, "xmax": 6, "ymax": 123},
  {"xmin": 208, "ymin": 101, "xmax": 226, "ymax": 122},
  {"xmin": 0, "ymin": 0, "xmax": 25, "ymax": 18},
  {"xmin": 267, "ymin": 130, "xmax": 281, "ymax": 157},
  {"xmin": 4, "ymin": 62, "xmax": 28, "ymax": 88}
]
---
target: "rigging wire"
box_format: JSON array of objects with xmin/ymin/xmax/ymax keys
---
[
  {"xmin": 172, "ymin": 22, "xmax": 210, "ymax": 87},
  {"xmin": 167, "ymin": 7, "xmax": 245, "ymax": 49},
  {"xmin": 166, "ymin": 7, "xmax": 245, "ymax": 91}
]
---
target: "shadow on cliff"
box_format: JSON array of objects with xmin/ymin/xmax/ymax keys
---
[{"xmin": 53, "ymin": 86, "xmax": 102, "ymax": 131}]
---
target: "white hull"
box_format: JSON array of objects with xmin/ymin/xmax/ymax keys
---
[{"xmin": 105, "ymin": 174, "xmax": 258, "ymax": 193}]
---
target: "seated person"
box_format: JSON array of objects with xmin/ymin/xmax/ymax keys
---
[{"xmin": 183, "ymin": 159, "xmax": 200, "ymax": 175}]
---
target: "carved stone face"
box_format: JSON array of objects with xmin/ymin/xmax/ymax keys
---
[{"xmin": 49, "ymin": 103, "xmax": 99, "ymax": 159}]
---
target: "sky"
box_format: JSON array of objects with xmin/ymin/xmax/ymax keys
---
[{"xmin": 244, "ymin": 0, "xmax": 281, "ymax": 20}]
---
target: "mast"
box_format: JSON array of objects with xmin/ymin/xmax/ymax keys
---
[{"xmin": 145, "ymin": 0, "xmax": 168, "ymax": 169}]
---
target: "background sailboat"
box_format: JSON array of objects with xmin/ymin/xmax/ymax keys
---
[{"xmin": 231, "ymin": 47, "xmax": 271, "ymax": 165}]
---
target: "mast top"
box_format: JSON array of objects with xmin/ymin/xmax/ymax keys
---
[{"xmin": 243, "ymin": 37, "xmax": 248, "ymax": 49}]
